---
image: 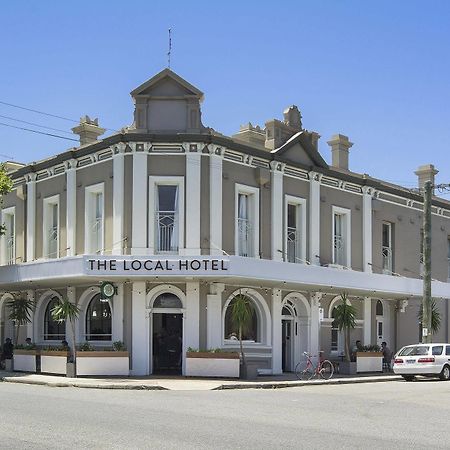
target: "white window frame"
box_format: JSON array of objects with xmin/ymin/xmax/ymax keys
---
[
  {"xmin": 235, "ymin": 183, "xmax": 260, "ymax": 258},
  {"xmin": 148, "ymin": 176, "xmax": 185, "ymax": 255},
  {"xmin": 84, "ymin": 183, "xmax": 105, "ymax": 254},
  {"xmin": 331, "ymin": 206, "xmax": 351, "ymax": 268},
  {"xmin": 43, "ymin": 194, "xmax": 60, "ymax": 259},
  {"xmin": 1, "ymin": 206, "xmax": 15, "ymax": 265},
  {"xmin": 284, "ymin": 195, "xmax": 307, "ymax": 264},
  {"xmin": 382, "ymin": 221, "xmax": 393, "ymax": 275}
]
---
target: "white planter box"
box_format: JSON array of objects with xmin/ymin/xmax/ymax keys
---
[
  {"xmin": 356, "ymin": 352, "xmax": 383, "ymax": 372},
  {"xmin": 13, "ymin": 351, "xmax": 38, "ymax": 372},
  {"xmin": 186, "ymin": 352, "xmax": 240, "ymax": 378},
  {"xmin": 76, "ymin": 352, "xmax": 129, "ymax": 376},
  {"xmin": 41, "ymin": 352, "xmax": 69, "ymax": 375}
]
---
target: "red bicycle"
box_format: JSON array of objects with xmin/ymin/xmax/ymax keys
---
[{"xmin": 295, "ymin": 351, "xmax": 334, "ymax": 380}]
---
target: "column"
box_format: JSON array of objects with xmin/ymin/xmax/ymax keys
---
[
  {"xmin": 270, "ymin": 162, "xmax": 283, "ymax": 261},
  {"xmin": 131, "ymin": 150, "xmax": 148, "ymax": 255},
  {"xmin": 309, "ymin": 172, "xmax": 321, "ymax": 265},
  {"xmin": 206, "ymin": 283, "xmax": 225, "ymax": 349},
  {"xmin": 131, "ymin": 281, "xmax": 147, "ymax": 375},
  {"xmin": 209, "ymin": 148, "xmax": 223, "ymax": 255},
  {"xmin": 271, "ymin": 288, "xmax": 283, "ymax": 374},
  {"xmin": 310, "ymin": 292, "xmax": 322, "ymax": 363},
  {"xmin": 362, "ymin": 187, "xmax": 373, "ymax": 273},
  {"xmin": 185, "ymin": 151, "xmax": 201, "ymax": 255},
  {"xmin": 112, "ymin": 282, "xmax": 124, "ymax": 342},
  {"xmin": 26, "ymin": 173, "xmax": 36, "ymax": 262},
  {"xmin": 112, "ymin": 146, "xmax": 125, "ymax": 255},
  {"xmin": 65, "ymin": 159, "xmax": 77, "ymax": 257},
  {"xmin": 363, "ymin": 297, "xmax": 372, "ymax": 345},
  {"xmin": 184, "ymin": 282, "xmax": 200, "ymax": 353},
  {"xmin": 66, "ymin": 286, "xmax": 77, "ymax": 348},
  {"xmin": 26, "ymin": 290, "xmax": 34, "ymax": 341}
]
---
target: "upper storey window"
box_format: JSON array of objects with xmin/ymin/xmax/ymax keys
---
[
  {"xmin": 285, "ymin": 196, "xmax": 306, "ymax": 264},
  {"xmin": 43, "ymin": 195, "xmax": 59, "ymax": 259},
  {"xmin": 382, "ymin": 222, "xmax": 393, "ymax": 275},
  {"xmin": 235, "ymin": 184, "xmax": 259, "ymax": 258},
  {"xmin": 85, "ymin": 183, "xmax": 104, "ymax": 254},
  {"xmin": 149, "ymin": 176, "xmax": 185, "ymax": 255},
  {"xmin": 332, "ymin": 206, "xmax": 351, "ymax": 268},
  {"xmin": 2, "ymin": 207, "xmax": 15, "ymax": 265}
]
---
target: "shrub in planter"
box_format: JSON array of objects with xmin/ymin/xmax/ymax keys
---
[
  {"xmin": 13, "ymin": 344, "xmax": 39, "ymax": 373},
  {"xmin": 186, "ymin": 348, "xmax": 240, "ymax": 378},
  {"xmin": 76, "ymin": 343, "xmax": 129, "ymax": 376},
  {"xmin": 40, "ymin": 345, "xmax": 70, "ymax": 375}
]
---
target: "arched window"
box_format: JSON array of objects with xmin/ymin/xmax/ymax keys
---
[
  {"xmin": 224, "ymin": 296, "xmax": 259, "ymax": 342},
  {"xmin": 376, "ymin": 300, "xmax": 384, "ymax": 316},
  {"xmin": 44, "ymin": 297, "xmax": 65, "ymax": 341},
  {"xmin": 153, "ymin": 293, "xmax": 182, "ymax": 309},
  {"xmin": 86, "ymin": 294, "xmax": 112, "ymax": 341}
]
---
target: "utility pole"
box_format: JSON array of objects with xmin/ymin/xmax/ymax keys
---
[{"xmin": 422, "ymin": 180, "xmax": 432, "ymax": 344}]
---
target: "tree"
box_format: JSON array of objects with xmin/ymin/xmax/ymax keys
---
[
  {"xmin": 6, "ymin": 296, "xmax": 35, "ymax": 345},
  {"xmin": 230, "ymin": 293, "xmax": 253, "ymax": 367},
  {"xmin": 51, "ymin": 298, "xmax": 80, "ymax": 362},
  {"xmin": 418, "ymin": 298, "xmax": 441, "ymax": 341},
  {"xmin": 332, "ymin": 293, "xmax": 357, "ymax": 362},
  {"xmin": 0, "ymin": 164, "xmax": 13, "ymax": 236}
]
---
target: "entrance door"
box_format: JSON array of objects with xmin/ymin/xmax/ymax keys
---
[
  {"xmin": 282, "ymin": 319, "xmax": 293, "ymax": 372},
  {"xmin": 376, "ymin": 319, "xmax": 384, "ymax": 346},
  {"xmin": 152, "ymin": 313, "xmax": 183, "ymax": 374}
]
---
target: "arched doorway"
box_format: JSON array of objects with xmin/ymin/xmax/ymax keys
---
[{"xmin": 151, "ymin": 292, "xmax": 183, "ymax": 375}]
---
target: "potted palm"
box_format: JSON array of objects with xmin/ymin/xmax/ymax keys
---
[
  {"xmin": 51, "ymin": 297, "xmax": 80, "ymax": 377},
  {"xmin": 333, "ymin": 293, "xmax": 357, "ymax": 374},
  {"xmin": 7, "ymin": 296, "xmax": 36, "ymax": 372},
  {"xmin": 230, "ymin": 293, "xmax": 258, "ymax": 380}
]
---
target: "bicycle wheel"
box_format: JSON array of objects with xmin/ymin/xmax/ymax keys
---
[
  {"xmin": 295, "ymin": 361, "xmax": 314, "ymax": 380},
  {"xmin": 319, "ymin": 360, "xmax": 334, "ymax": 380}
]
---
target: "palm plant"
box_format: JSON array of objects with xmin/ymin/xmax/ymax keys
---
[
  {"xmin": 51, "ymin": 298, "xmax": 80, "ymax": 362},
  {"xmin": 230, "ymin": 293, "xmax": 253, "ymax": 366},
  {"xmin": 418, "ymin": 299, "xmax": 441, "ymax": 340},
  {"xmin": 6, "ymin": 296, "xmax": 35, "ymax": 345},
  {"xmin": 332, "ymin": 292, "xmax": 357, "ymax": 362}
]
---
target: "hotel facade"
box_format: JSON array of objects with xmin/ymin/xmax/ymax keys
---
[{"xmin": 1, "ymin": 69, "xmax": 450, "ymax": 375}]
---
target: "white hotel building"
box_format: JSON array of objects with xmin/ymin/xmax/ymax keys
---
[{"xmin": 1, "ymin": 69, "xmax": 450, "ymax": 375}]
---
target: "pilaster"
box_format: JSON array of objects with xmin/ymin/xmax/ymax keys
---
[
  {"xmin": 310, "ymin": 292, "xmax": 322, "ymax": 362},
  {"xmin": 65, "ymin": 159, "xmax": 77, "ymax": 257},
  {"xmin": 185, "ymin": 150, "xmax": 201, "ymax": 255},
  {"xmin": 362, "ymin": 186, "xmax": 374, "ymax": 273},
  {"xmin": 309, "ymin": 172, "xmax": 322, "ymax": 265},
  {"xmin": 206, "ymin": 282, "xmax": 225, "ymax": 349},
  {"xmin": 112, "ymin": 282, "xmax": 124, "ymax": 342},
  {"xmin": 184, "ymin": 282, "xmax": 200, "ymax": 365},
  {"xmin": 363, "ymin": 297, "xmax": 372, "ymax": 345},
  {"xmin": 131, "ymin": 281, "xmax": 147, "ymax": 375},
  {"xmin": 26, "ymin": 290, "xmax": 35, "ymax": 341},
  {"xmin": 209, "ymin": 146, "xmax": 224, "ymax": 255},
  {"xmin": 112, "ymin": 145, "xmax": 125, "ymax": 255},
  {"xmin": 66, "ymin": 286, "xmax": 77, "ymax": 348},
  {"xmin": 270, "ymin": 162, "xmax": 284, "ymax": 261},
  {"xmin": 25, "ymin": 173, "xmax": 37, "ymax": 262},
  {"xmin": 271, "ymin": 288, "xmax": 283, "ymax": 374},
  {"xmin": 131, "ymin": 148, "xmax": 148, "ymax": 255}
]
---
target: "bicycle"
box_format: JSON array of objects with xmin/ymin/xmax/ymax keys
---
[{"xmin": 295, "ymin": 351, "xmax": 334, "ymax": 380}]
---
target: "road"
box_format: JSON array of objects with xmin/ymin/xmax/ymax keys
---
[{"xmin": 0, "ymin": 379, "xmax": 449, "ymax": 449}]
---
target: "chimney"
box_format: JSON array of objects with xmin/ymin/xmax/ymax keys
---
[
  {"xmin": 72, "ymin": 116, "xmax": 105, "ymax": 146},
  {"xmin": 414, "ymin": 164, "xmax": 438, "ymax": 191},
  {"xmin": 327, "ymin": 134, "xmax": 353, "ymax": 170}
]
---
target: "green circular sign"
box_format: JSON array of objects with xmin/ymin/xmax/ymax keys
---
[{"xmin": 101, "ymin": 282, "xmax": 116, "ymax": 298}]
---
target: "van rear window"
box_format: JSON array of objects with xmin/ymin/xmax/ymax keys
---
[
  {"xmin": 432, "ymin": 346, "xmax": 443, "ymax": 356},
  {"xmin": 399, "ymin": 346, "xmax": 429, "ymax": 356}
]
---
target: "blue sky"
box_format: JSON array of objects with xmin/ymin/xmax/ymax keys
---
[{"xmin": 1, "ymin": 0, "xmax": 449, "ymax": 191}]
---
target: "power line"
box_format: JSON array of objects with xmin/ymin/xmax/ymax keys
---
[
  {"xmin": 0, "ymin": 122, "xmax": 79, "ymax": 142},
  {"xmin": 0, "ymin": 113, "xmax": 73, "ymax": 135}
]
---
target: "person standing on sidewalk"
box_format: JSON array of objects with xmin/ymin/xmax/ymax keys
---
[{"xmin": 381, "ymin": 342, "xmax": 392, "ymax": 372}]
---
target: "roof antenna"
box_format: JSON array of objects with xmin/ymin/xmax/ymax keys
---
[{"xmin": 167, "ymin": 28, "xmax": 172, "ymax": 69}]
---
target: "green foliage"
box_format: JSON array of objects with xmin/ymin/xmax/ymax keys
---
[
  {"xmin": 15, "ymin": 343, "xmax": 37, "ymax": 350},
  {"xmin": 230, "ymin": 293, "xmax": 253, "ymax": 365},
  {"xmin": 6, "ymin": 296, "xmax": 35, "ymax": 344},
  {"xmin": 418, "ymin": 299, "xmax": 442, "ymax": 334},
  {"xmin": 333, "ymin": 293, "xmax": 357, "ymax": 362},
  {"xmin": 78, "ymin": 342, "xmax": 94, "ymax": 352},
  {"xmin": 51, "ymin": 298, "xmax": 80, "ymax": 324},
  {"xmin": 113, "ymin": 341, "xmax": 127, "ymax": 351},
  {"xmin": 42, "ymin": 345, "xmax": 69, "ymax": 351},
  {"xmin": 361, "ymin": 344, "xmax": 381, "ymax": 352},
  {"xmin": 0, "ymin": 164, "xmax": 13, "ymax": 236},
  {"xmin": 187, "ymin": 347, "xmax": 224, "ymax": 353}
]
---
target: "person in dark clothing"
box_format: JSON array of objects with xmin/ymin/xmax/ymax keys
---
[{"xmin": 1, "ymin": 338, "xmax": 13, "ymax": 363}]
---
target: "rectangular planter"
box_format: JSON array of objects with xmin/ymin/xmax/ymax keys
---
[
  {"xmin": 76, "ymin": 351, "xmax": 129, "ymax": 376},
  {"xmin": 186, "ymin": 352, "xmax": 240, "ymax": 378},
  {"xmin": 40, "ymin": 351, "xmax": 69, "ymax": 375},
  {"xmin": 13, "ymin": 349, "xmax": 39, "ymax": 373},
  {"xmin": 356, "ymin": 352, "xmax": 383, "ymax": 372}
]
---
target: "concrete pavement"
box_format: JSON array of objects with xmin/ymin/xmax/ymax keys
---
[{"xmin": 0, "ymin": 371, "xmax": 401, "ymax": 391}]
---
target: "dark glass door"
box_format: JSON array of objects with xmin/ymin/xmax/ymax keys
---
[{"xmin": 152, "ymin": 313, "xmax": 182, "ymax": 374}]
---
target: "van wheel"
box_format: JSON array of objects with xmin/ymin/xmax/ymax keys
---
[
  {"xmin": 402, "ymin": 375, "xmax": 415, "ymax": 382},
  {"xmin": 440, "ymin": 365, "xmax": 450, "ymax": 381}
]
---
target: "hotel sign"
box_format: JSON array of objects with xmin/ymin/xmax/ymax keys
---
[{"xmin": 85, "ymin": 257, "xmax": 229, "ymax": 276}]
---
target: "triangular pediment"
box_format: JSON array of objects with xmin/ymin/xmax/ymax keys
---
[
  {"xmin": 271, "ymin": 132, "xmax": 328, "ymax": 168},
  {"xmin": 131, "ymin": 68, "xmax": 204, "ymax": 99}
]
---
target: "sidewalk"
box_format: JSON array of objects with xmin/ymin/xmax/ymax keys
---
[{"xmin": 0, "ymin": 371, "xmax": 401, "ymax": 391}]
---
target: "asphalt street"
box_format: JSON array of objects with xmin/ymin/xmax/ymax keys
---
[{"xmin": 0, "ymin": 379, "xmax": 449, "ymax": 449}]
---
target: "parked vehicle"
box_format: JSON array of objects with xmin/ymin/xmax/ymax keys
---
[{"xmin": 393, "ymin": 343, "xmax": 450, "ymax": 381}]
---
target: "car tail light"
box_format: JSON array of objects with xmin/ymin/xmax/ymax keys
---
[
  {"xmin": 394, "ymin": 358, "xmax": 404, "ymax": 364},
  {"xmin": 417, "ymin": 357, "xmax": 435, "ymax": 363}
]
